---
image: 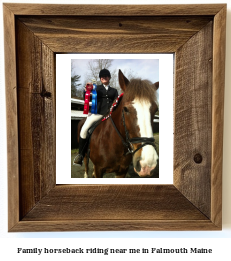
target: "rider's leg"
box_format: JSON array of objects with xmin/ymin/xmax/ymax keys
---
[
  {"xmin": 79, "ymin": 114, "xmax": 103, "ymax": 139},
  {"xmin": 73, "ymin": 114, "xmax": 103, "ymax": 166}
]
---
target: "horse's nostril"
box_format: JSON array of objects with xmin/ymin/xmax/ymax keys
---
[{"xmin": 135, "ymin": 160, "xmax": 141, "ymax": 172}]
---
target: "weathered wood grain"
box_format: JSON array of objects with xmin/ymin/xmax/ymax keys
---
[
  {"xmin": 211, "ymin": 5, "xmax": 226, "ymax": 228},
  {"xmin": 22, "ymin": 185, "xmax": 207, "ymax": 221},
  {"xmin": 174, "ymin": 22, "xmax": 213, "ymax": 218},
  {"xmin": 18, "ymin": 16, "xmax": 213, "ymax": 53},
  {"xmin": 4, "ymin": 3, "xmax": 225, "ymax": 16},
  {"xmin": 19, "ymin": 16, "xmax": 212, "ymax": 34},
  {"xmin": 3, "ymin": 4, "xmax": 19, "ymax": 232},
  {"xmin": 13, "ymin": 185, "xmax": 217, "ymax": 232},
  {"xmin": 11, "ymin": 220, "xmax": 219, "ymax": 232},
  {"xmin": 16, "ymin": 19, "xmax": 56, "ymax": 218}
]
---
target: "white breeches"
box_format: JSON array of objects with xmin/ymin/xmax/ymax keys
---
[{"xmin": 80, "ymin": 113, "xmax": 103, "ymax": 139}]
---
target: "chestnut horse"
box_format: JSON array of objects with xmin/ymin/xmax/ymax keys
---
[{"xmin": 78, "ymin": 70, "xmax": 159, "ymax": 178}]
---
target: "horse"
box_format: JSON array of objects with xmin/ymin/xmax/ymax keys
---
[{"xmin": 77, "ymin": 69, "xmax": 159, "ymax": 178}]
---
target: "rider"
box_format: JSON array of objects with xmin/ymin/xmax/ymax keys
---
[{"xmin": 73, "ymin": 68, "xmax": 118, "ymax": 166}]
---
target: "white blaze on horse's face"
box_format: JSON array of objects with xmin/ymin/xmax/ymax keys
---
[{"xmin": 132, "ymin": 98, "xmax": 158, "ymax": 177}]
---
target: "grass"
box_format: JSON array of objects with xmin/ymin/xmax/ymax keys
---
[{"xmin": 71, "ymin": 148, "xmax": 79, "ymax": 154}]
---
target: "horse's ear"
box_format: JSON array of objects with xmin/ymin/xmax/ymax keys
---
[
  {"xmin": 118, "ymin": 69, "xmax": 129, "ymax": 92},
  {"xmin": 153, "ymin": 81, "xmax": 159, "ymax": 90}
]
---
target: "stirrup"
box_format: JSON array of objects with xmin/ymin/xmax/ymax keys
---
[{"xmin": 73, "ymin": 154, "xmax": 83, "ymax": 166}]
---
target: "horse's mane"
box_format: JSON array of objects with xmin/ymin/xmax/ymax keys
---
[
  {"xmin": 102, "ymin": 78, "xmax": 158, "ymax": 121},
  {"xmin": 124, "ymin": 78, "xmax": 157, "ymax": 104}
]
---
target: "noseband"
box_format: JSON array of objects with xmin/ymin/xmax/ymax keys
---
[{"xmin": 109, "ymin": 109, "xmax": 156, "ymax": 156}]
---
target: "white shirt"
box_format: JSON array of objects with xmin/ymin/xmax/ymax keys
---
[{"xmin": 103, "ymin": 84, "xmax": 109, "ymax": 91}]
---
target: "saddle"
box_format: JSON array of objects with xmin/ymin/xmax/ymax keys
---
[
  {"xmin": 86, "ymin": 118, "xmax": 102, "ymax": 139},
  {"xmin": 84, "ymin": 118, "xmax": 103, "ymax": 164}
]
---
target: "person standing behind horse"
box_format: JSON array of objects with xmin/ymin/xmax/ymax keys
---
[{"xmin": 73, "ymin": 68, "xmax": 118, "ymax": 166}]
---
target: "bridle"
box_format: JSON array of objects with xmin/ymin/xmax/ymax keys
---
[{"xmin": 109, "ymin": 109, "xmax": 156, "ymax": 156}]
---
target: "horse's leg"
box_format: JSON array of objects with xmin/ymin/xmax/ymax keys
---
[
  {"xmin": 83, "ymin": 156, "xmax": 89, "ymax": 178},
  {"xmin": 92, "ymin": 165, "xmax": 96, "ymax": 178},
  {"xmin": 94, "ymin": 165, "xmax": 104, "ymax": 178}
]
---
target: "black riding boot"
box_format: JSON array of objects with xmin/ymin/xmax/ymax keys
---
[{"xmin": 73, "ymin": 137, "xmax": 87, "ymax": 166}]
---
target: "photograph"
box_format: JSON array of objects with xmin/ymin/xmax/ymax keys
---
[
  {"xmin": 71, "ymin": 59, "xmax": 159, "ymax": 179},
  {"xmin": 56, "ymin": 53, "xmax": 173, "ymax": 185}
]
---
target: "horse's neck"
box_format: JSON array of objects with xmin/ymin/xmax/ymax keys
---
[{"xmin": 110, "ymin": 101, "xmax": 125, "ymax": 136}]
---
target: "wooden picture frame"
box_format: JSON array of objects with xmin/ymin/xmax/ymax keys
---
[{"xmin": 4, "ymin": 3, "xmax": 226, "ymax": 231}]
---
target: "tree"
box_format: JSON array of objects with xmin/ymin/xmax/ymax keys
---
[
  {"xmin": 71, "ymin": 74, "xmax": 82, "ymax": 98},
  {"xmin": 84, "ymin": 59, "xmax": 136, "ymax": 94},
  {"xmin": 85, "ymin": 59, "xmax": 113, "ymax": 85}
]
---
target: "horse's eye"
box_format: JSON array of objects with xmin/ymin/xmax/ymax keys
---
[{"xmin": 124, "ymin": 107, "xmax": 129, "ymax": 113}]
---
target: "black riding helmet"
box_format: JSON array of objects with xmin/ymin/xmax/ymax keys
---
[{"xmin": 99, "ymin": 68, "xmax": 111, "ymax": 78}]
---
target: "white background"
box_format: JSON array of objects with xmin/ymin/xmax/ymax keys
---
[
  {"xmin": 56, "ymin": 53, "xmax": 173, "ymax": 184},
  {"xmin": 0, "ymin": 0, "xmax": 231, "ymax": 260}
]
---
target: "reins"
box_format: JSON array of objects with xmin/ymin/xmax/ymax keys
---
[{"xmin": 109, "ymin": 109, "xmax": 156, "ymax": 156}]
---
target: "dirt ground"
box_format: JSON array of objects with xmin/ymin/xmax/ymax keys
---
[{"xmin": 71, "ymin": 134, "xmax": 159, "ymax": 179}]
